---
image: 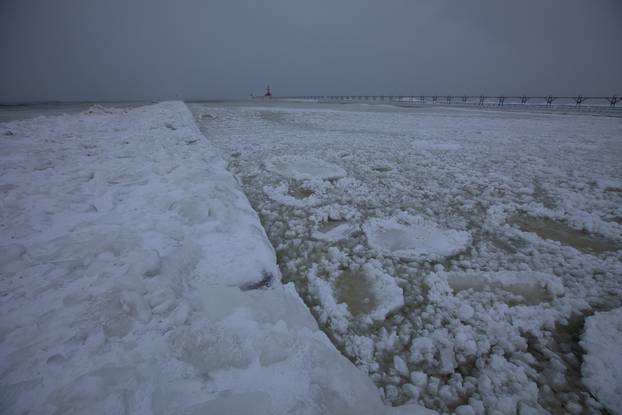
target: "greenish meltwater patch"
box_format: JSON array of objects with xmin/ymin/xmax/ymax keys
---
[
  {"xmin": 509, "ymin": 215, "xmax": 619, "ymax": 253},
  {"xmin": 334, "ymin": 270, "xmax": 377, "ymax": 317},
  {"xmin": 288, "ymin": 186, "xmax": 315, "ymax": 199}
]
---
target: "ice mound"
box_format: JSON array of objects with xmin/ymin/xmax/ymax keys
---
[
  {"xmin": 364, "ymin": 215, "xmax": 471, "ymax": 261},
  {"xmin": 580, "ymin": 308, "xmax": 622, "ymax": 414},
  {"xmin": 265, "ymin": 155, "xmax": 347, "ymax": 181}
]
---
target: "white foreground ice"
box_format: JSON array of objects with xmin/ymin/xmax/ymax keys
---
[
  {"xmin": 580, "ymin": 308, "xmax": 622, "ymax": 414},
  {"xmin": 191, "ymin": 102, "xmax": 622, "ymax": 414},
  {"xmin": 0, "ymin": 102, "xmax": 433, "ymax": 414}
]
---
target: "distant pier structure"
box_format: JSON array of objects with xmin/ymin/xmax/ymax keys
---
[{"xmin": 267, "ymin": 93, "xmax": 621, "ymax": 111}]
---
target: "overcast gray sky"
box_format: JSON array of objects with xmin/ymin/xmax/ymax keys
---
[{"xmin": 1, "ymin": 0, "xmax": 621, "ymax": 102}]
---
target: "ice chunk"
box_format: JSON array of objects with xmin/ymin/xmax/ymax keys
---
[
  {"xmin": 323, "ymin": 260, "xmax": 404, "ymax": 328},
  {"xmin": 447, "ymin": 271, "xmax": 565, "ymax": 304},
  {"xmin": 362, "ymin": 260, "xmax": 404, "ymax": 322},
  {"xmin": 409, "ymin": 337, "xmax": 436, "ymax": 364},
  {"xmin": 456, "ymin": 304, "xmax": 475, "ymax": 321},
  {"xmin": 438, "ymin": 346, "xmax": 457, "ymax": 374},
  {"xmin": 264, "ymin": 155, "xmax": 346, "ymax": 181},
  {"xmin": 312, "ymin": 222, "xmax": 356, "ymax": 242},
  {"xmin": 393, "ymin": 355, "xmax": 409, "ymax": 377},
  {"xmin": 410, "ymin": 371, "xmax": 428, "ymax": 387},
  {"xmin": 364, "ymin": 215, "xmax": 471, "ymax": 261},
  {"xmin": 308, "ymin": 268, "xmax": 352, "ymax": 333}
]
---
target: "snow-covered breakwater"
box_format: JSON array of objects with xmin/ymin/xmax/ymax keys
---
[{"xmin": 0, "ymin": 102, "xmax": 432, "ymax": 414}]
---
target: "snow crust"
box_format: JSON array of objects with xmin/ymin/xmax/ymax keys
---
[
  {"xmin": 580, "ymin": 308, "xmax": 622, "ymax": 414},
  {"xmin": 0, "ymin": 102, "xmax": 433, "ymax": 415}
]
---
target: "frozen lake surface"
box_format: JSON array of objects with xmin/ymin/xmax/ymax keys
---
[{"xmin": 190, "ymin": 102, "xmax": 622, "ymax": 414}]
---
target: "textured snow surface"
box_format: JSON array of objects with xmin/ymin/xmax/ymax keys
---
[
  {"xmin": 0, "ymin": 102, "xmax": 433, "ymax": 415},
  {"xmin": 192, "ymin": 102, "xmax": 622, "ymax": 414},
  {"xmin": 581, "ymin": 308, "xmax": 622, "ymax": 414}
]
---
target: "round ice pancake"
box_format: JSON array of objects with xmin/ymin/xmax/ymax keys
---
[
  {"xmin": 264, "ymin": 155, "xmax": 346, "ymax": 181},
  {"xmin": 364, "ymin": 215, "xmax": 471, "ymax": 261},
  {"xmin": 446, "ymin": 271, "xmax": 565, "ymax": 305}
]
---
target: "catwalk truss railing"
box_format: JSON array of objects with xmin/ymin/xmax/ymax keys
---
[{"xmin": 263, "ymin": 95, "xmax": 621, "ymax": 108}]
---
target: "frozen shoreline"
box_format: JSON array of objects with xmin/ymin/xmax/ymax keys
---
[{"xmin": 0, "ymin": 102, "xmax": 431, "ymax": 414}]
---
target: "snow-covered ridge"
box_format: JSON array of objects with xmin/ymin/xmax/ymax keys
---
[{"xmin": 0, "ymin": 102, "xmax": 432, "ymax": 414}]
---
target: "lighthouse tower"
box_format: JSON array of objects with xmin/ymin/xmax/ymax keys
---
[{"xmin": 264, "ymin": 85, "xmax": 272, "ymax": 98}]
